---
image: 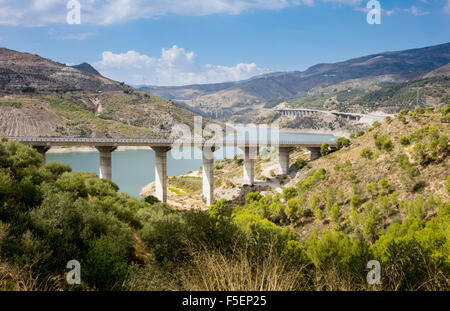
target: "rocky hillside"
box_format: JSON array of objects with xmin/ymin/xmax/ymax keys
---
[
  {"xmin": 0, "ymin": 47, "xmax": 121, "ymax": 92},
  {"xmin": 0, "ymin": 90, "xmax": 197, "ymax": 138},
  {"xmin": 0, "ymin": 48, "xmax": 202, "ymax": 138}
]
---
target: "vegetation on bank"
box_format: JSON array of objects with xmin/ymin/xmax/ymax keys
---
[{"xmin": 0, "ymin": 105, "xmax": 449, "ymax": 291}]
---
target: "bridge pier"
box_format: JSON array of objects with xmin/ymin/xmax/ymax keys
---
[
  {"xmin": 279, "ymin": 147, "xmax": 295, "ymax": 175},
  {"xmin": 33, "ymin": 146, "xmax": 51, "ymax": 164},
  {"xmin": 242, "ymin": 146, "xmax": 255, "ymax": 185},
  {"xmin": 202, "ymin": 146, "xmax": 216, "ymax": 206},
  {"xmin": 307, "ymin": 147, "xmax": 321, "ymax": 161},
  {"xmin": 96, "ymin": 146, "xmax": 117, "ymax": 180},
  {"xmin": 153, "ymin": 147, "xmax": 171, "ymax": 203}
]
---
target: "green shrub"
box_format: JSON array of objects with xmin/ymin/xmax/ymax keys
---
[
  {"xmin": 362, "ymin": 203, "xmax": 382, "ymax": 243},
  {"xmin": 320, "ymin": 143, "xmax": 330, "ymax": 156},
  {"xmin": 350, "ymin": 195, "xmax": 362, "ymax": 209},
  {"xmin": 282, "ymin": 187, "xmax": 298, "ymax": 201},
  {"xmin": 438, "ymin": 135, "xmax": 448, "ymax": 153},
  {"xmin": 82, "ymin": 236, "xmax": 129, "ymax": 290},
  {"xmin": 360, "ymin": 147, "xmax": 373, "ymax": 159},
  {"xmin": 372, "ymin": 121, "xmax": 382, "ymax": 128},
  {"xmin": 356, "ymin": 130, "xmax": 365, "ymax": 137},
  {"xmin": 379, "ymin": 178, "xmax": 390, "ymax": 194},
  {"xmin": 374, "ymin": 135, "xmax": 394, "ymax": 152},
  {"xmin": 306, "ymin": 230, "xmax": 369, "ymax": 276},
  {"xmin": 144, "ymin": 195, "xmax": 160, "ymax": 205},
  {"xmin": 398, "ymin": 114, "xmax": 407, "ymax": 124},
  {"xmin": 329, "ymin": 204, "xmax": 341, "ymax": 223},
  {"xmin": 336, "ymin": 137, "xmax": 351, "ymax": 150},
  {"xmin": 366, "ymin": 182, "xmax": 379, "ymax": 198},
  {"xmin": 296, "ymin": 157, "xmax": 307, "ymax": 170},
  {"xmin": 412, "ymin": 143, "xmax": 435, "ymax": 165},
  {"xmin": 345, "ymin": 172, "xmax": 357, "ymax": 181},
  {"xmin": 399, "ymin": 136, "xmax": 410, "ymax": 146},
  {"xmin": 246, "ymin": 192, "xmax": 263, "ymax": 204},
  {"xmin": 371, "ymin": 204, "xmax": 450, "ymax": 290}
]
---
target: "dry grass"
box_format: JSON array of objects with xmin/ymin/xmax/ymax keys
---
[
  {"xmin": 0, "ymin": 260, "xmax": 65, "ymax": 291},
  {"xmin": 175, "ymin": 244, "xmax": 309, "ymax": 291}
]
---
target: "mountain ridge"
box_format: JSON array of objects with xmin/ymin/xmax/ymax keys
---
[
  {"xmin": 0, "ymin": 47, "xmax": 122, "ymax": 92},
  {"xmin": 139, "ymin": 42, "xmax": 450, "ymax": 116}
]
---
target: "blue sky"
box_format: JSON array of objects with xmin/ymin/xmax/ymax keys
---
[{"xmin": 0, "ymin": 0, "xmax": 449, "ymax": 86}]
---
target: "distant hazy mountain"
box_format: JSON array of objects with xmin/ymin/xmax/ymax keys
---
[
  {"xmin": 139, "ymin": 42, "xmax": 450, "ymax": 112},
  {"xmin": 140, "ymin": 81, "xmax": 238, "ymax": 101},
  {"xmin": 0, "ymin": 48, "xmax": 122, "ymax": 92},
  {"xmin": 71, "ymin": 62, "xmax": 101, "ymax": 76}
]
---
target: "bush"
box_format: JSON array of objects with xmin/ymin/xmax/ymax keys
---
[
  {"xmin": 350, "ymin": 195, "xmax": 362, "ymax": 209},
  {"xmin": 371, "ymin": 204, "xmax": 450, "ymax": 290},
  {"xmin": 399, "ymin": 136, "xmax": 410, "ymax": 146},
  {"xmin": 360, "ymin": 147, "xmax": 373, "ymax": 159},
  {"xmin": 144, "ymin": 195, "xmax": 160, "ymax": 205},
  {"xmin": 305, "ymin": 230, "xmax": 369, "ymax": 276},
  {"xmin": 282, "ymin": 187, "xmax": 298, "ymax": 201},
  {"xmin": 320, "ymin": 143, "xmax": 330, "ymax": 156},
  {"xmin": 335, "ymin": 137, "xmax": 351, "ymax": 150},
  {"xmin": 398, "ymin": 114, "xmax": 407, "ymax": 124},
  {"xmin": 374, "ymin": 135, "xmax": 394, "ymax": 152},
  {"xmin": 82, "ymin": 236, "xmax": 129, "ymax": 290},
  {"xmin": 356, "ymin": 130, "xmax": 365, "ymax": 137},
  {"xmin": 366, "ymin": 182, "xmax": 379, "ymax": 198},
  {"xmin": 329, "ymin": 204, "xmax": 341, "ymax": 223},
  {"xmin": 372, "ymin": 121, "xmax": 381, "ymax": 128},
  {"xmin": 296, "ymin": 157, "xmax": 307, "ymax": 170},
  {"xmin": 412, "ymin": 143, "xmax": 435, "ymax": 165},
  {"xmin": 379, "ymin": 178, "xmax": 390, "ymax": 194},
  {"xmin": 362, "ymin": 204, "xmax": 382, "ymax": 244}
]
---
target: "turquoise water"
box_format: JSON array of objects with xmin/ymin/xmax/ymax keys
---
[{"xmin": 46, "ymin": 133, "xmax": 337, "ymax": 197}]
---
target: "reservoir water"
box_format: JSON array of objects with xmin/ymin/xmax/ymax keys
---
[{"xmin": 46, "ymin": 132, "xmax": 337, "ymax": 197}]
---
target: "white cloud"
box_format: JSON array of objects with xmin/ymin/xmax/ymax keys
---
[
  {"xmin": 405, "ymin": 5, "xmax": 430, "ymax": 16},
  {"xmin": 0, "ymin": 0, "xmax": 367, "ymax": 26},
  {"xmin": 94, "ymin": 45, "xmax": 269, "ymax": 86}
]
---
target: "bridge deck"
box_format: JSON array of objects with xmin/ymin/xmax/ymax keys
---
[{"xmin": 7, "ymin": 137, "xmax": 335, "ymax": 148}]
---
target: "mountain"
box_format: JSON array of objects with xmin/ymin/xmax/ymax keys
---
[
  {"xmin": 0, "ymin": 48, "xmax": 199, "ymax": 138},
  {"xmin": 424, "ymin": 63, "xmax": 450, "ymax": 78},
  {"xmin": 139, "ymin": 42, "xmax": 450, "ymax": 117},
  {"xmin": 139, "ymin": 81, "xmax": 239, "ymax": 103},
  {"xmin": 0, "ymin": 47, "xmax": 122, "ymax": 92},
  {"xmin": 71, "ymin": 62, "xmax": 101, "ymax": 76}
]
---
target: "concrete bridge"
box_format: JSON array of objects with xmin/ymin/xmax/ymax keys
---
[
  {"xmin": 8, "ymin": 137, "xmax": 335, "ymax": 206},
  {"xmin": 276, "ymin": 108, "xmax": 387, "ymax": 121}
]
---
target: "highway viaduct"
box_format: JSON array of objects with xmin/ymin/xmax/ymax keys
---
[
  {"xmin": 7, "ymin": 137, "xmax": 335, "ymax": 206},
  {"xmin": 276, "ymin": 108, "xmax": 388, "ymax": 122}
]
